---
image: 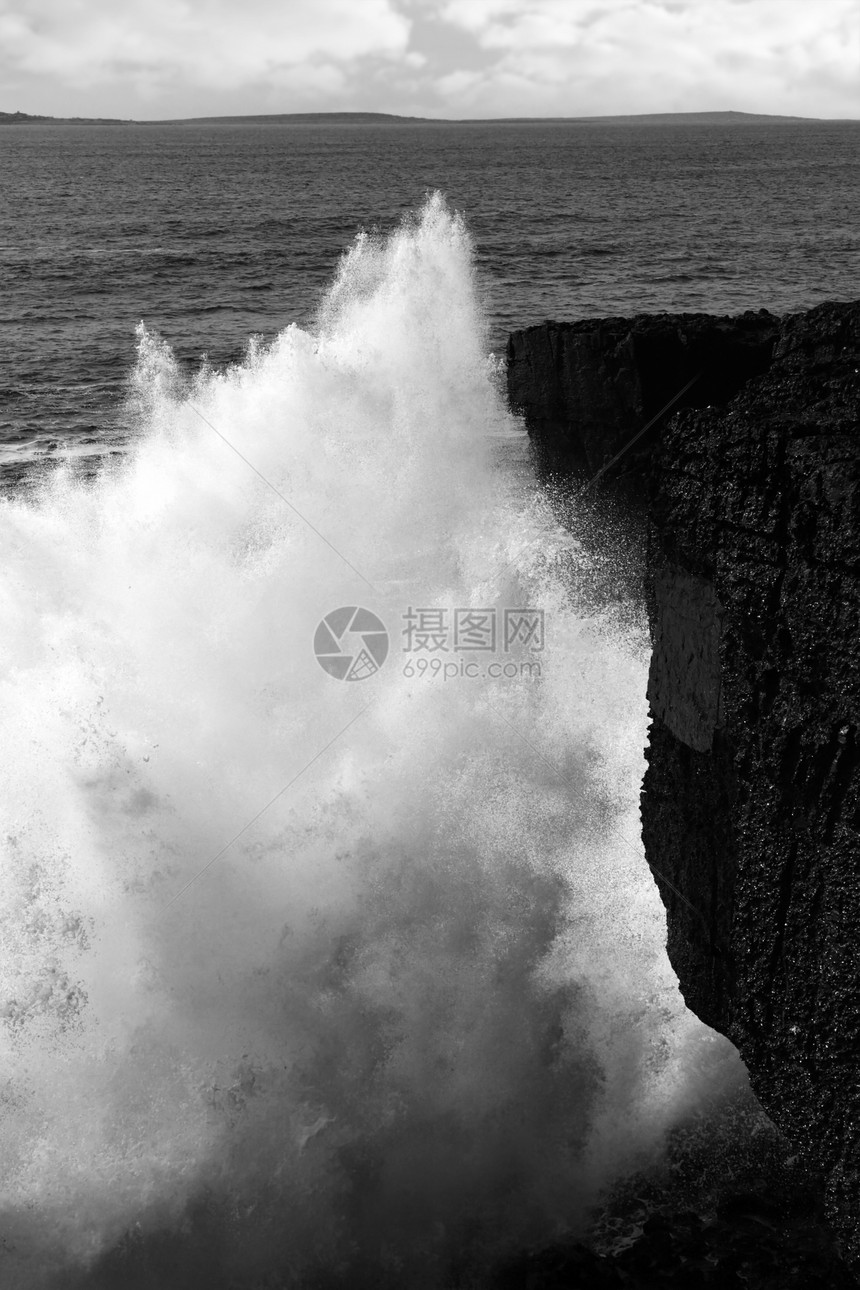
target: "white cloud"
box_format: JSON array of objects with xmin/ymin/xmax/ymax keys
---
[
  {"xmin": 0, "ymin": 0, "xmax": 857, "ymax": 118},
  {"xmin": 429, "ymin": 0, "xmax": 860, "ymax": 116},
  {"xmin": 0, "ymin": 0, "xmax": 410, "ymax": 97}
]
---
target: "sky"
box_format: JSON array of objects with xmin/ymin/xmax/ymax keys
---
[{"xmin": 1, "ymin": 0, "xmax": 858, "ymax": 121}]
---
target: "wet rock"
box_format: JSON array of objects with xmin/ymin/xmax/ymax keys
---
[
  {"xmin": 507, "ymin": 299, "xmax": 860, "ymax": 1271},
  {"xmin": 488, "ymin": 1198, "xmax": 857, "ymax": 1289},
  {"xmin": 506, "ymin": 310, "xmax": 778, "ymax": 493}
]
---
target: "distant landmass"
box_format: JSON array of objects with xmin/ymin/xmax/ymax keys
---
[
  {"xmin": 160, "ymin": 109, "xmax": 822, "ymax": 126},
  {"xmin": 2, "ymin": 108, "xmax": 848, "ymax": 128},
  {"xmin": 0, "ymin": 109, "xmax": 132, "ymax": 125},
  {"xmin": 546, "ymin": 109, "xmax": 821, "ymax": 125},
  {"xmin": 159, "ymin": 111, "xmax": 436, "ymax": 126}
]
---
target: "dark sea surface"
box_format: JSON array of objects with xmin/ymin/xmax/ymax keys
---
[{"xmin": 1, "ymin": 119, "xmax": 858, "ymax": 470}]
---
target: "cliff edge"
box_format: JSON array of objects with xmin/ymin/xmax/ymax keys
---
[{"xmin": 507, "ymin": 300, "xmax": 860, "ymax": 1265}]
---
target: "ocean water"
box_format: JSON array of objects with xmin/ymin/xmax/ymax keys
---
[
  {"xmin": 0, "ymin": 125, "xmax": 856, "ymax": 1286},
  {"xmin": 1, "ymin": 119, "xmax": 858, "ymax": 469}
]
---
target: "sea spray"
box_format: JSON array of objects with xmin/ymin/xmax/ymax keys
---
[{"xmin": 0, "ymin": 194, "xmax": 747, "ymax": 1288}]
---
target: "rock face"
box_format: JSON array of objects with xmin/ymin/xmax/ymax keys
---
[
  {"xmin": 507, "ymin": 310, "xmax": 779, "ymax": 489},
  {"xmin": 507, "ymin": 301, "xmax": 860, "ymax": 1265}
]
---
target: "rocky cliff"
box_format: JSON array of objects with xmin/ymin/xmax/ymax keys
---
[{"xmin": 508, "ymin": 300, "xmax": 860, "ymax": 1266}]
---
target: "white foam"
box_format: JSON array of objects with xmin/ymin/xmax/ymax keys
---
[{"xmin": 0, "ymin": 194, "xmax": 747, "ymax": 1288}]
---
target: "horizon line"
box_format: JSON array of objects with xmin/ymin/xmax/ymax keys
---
[{"xmin": 3, "ymin": 107, "xmax": 860, "ymax": 126}]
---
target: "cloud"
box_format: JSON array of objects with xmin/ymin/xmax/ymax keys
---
[
  {"xmin": 0, "ymin": 0, "xmax": 410, "ymax": 101},
  {"xmin": 427, "ymin": 0, "xmax": 860, "ymax": 116},
  {"xmin": 1, "ymin": 0, "xmax": 857, "ymax": 118}
]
